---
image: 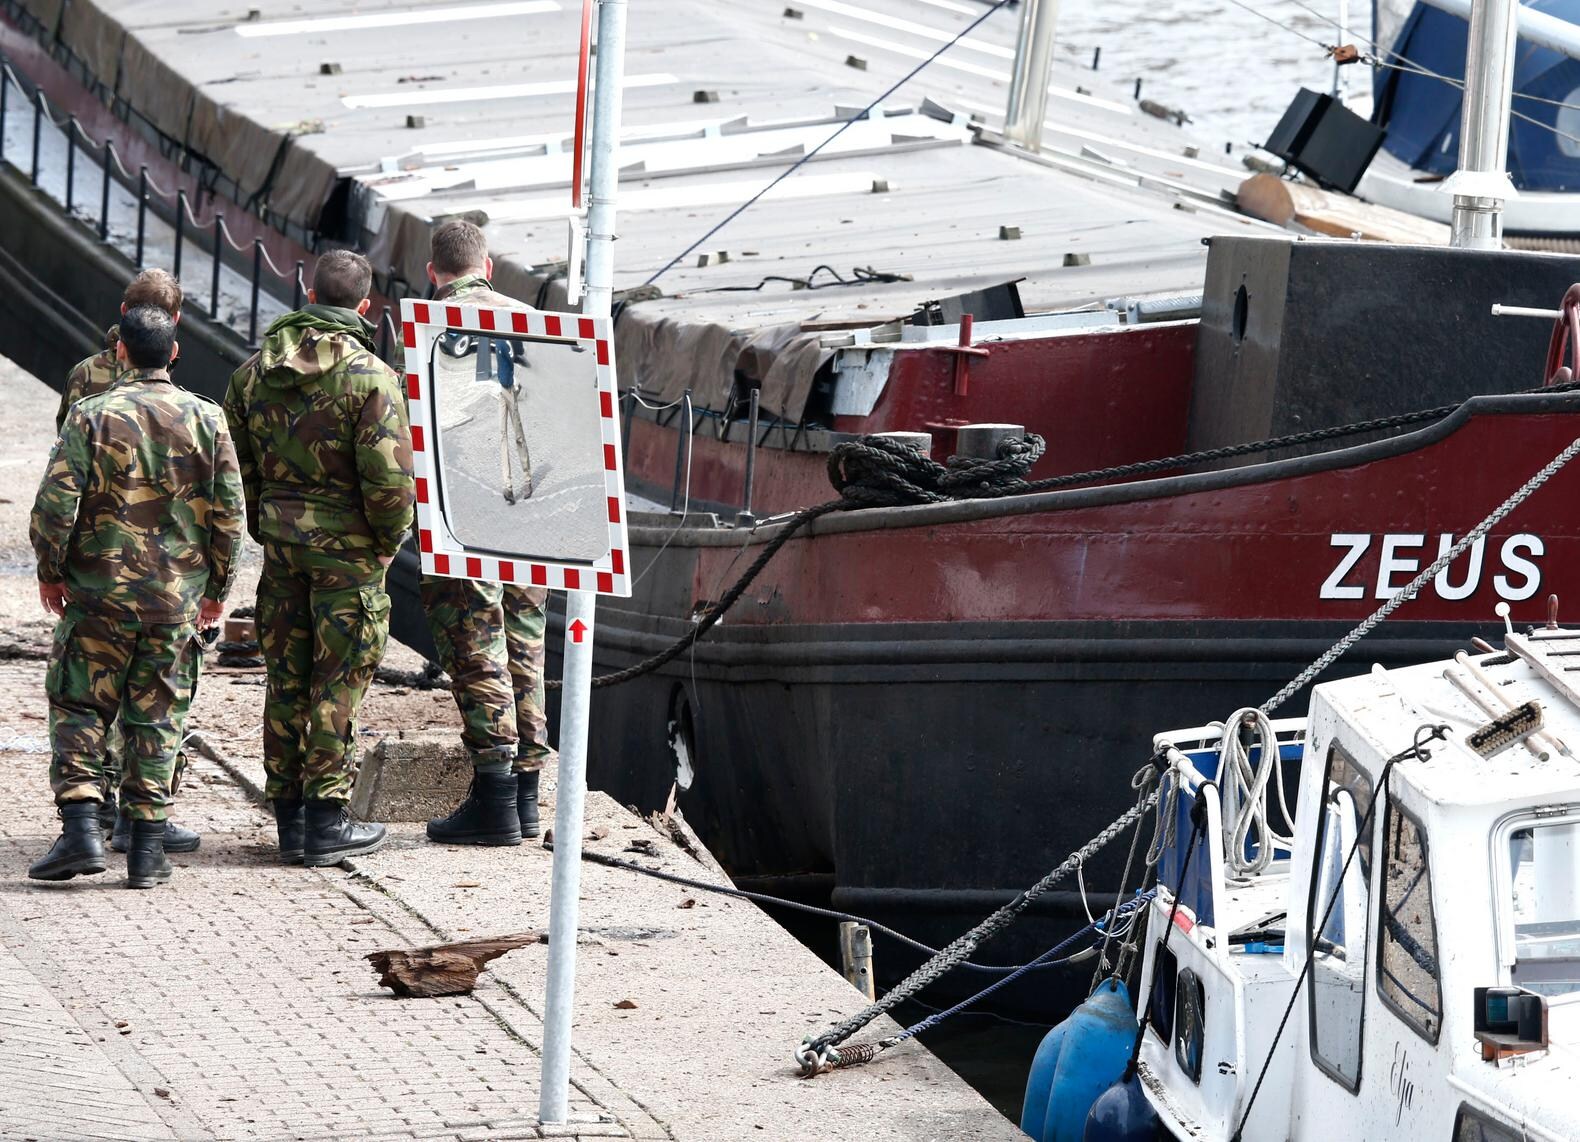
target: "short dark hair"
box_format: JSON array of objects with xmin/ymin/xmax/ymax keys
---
[
  {"xmin": 119, "ymin": 305, "xmax": 176, "ymax": 369},
  {"xmin": 430, "ymin": 220, "xmax": 488, "ymax": 276},
  {"xmin": 122, "ymin": 268, "xmax": 182, "ymax": 316},
  {"xmin": 312, "ymin": 250, "xmax": 373, "ymax": 309}
]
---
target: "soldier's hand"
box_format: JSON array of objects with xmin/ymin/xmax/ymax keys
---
[
  {"xmin": 198, "ymin": 598, "xmax": 224, "ymax": 630},
  {"xmin": 38, "ymin": 581, "xmax": 66, "ymax": 616},
  {"xmin": 377, "ymin": 552, "xmax": 395, "ymax": 568}
]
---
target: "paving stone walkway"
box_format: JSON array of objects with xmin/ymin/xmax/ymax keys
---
[{"xmin": 0, "ymin": 661, "xmax": 647, "ymax": 1141}]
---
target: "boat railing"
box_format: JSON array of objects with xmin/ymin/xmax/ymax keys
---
[
  {"xmin": 1151, "ymin": 720, "xmax": 1306, "ymax": 940},
  {"xmin": 0, "ymin": 46, "xmax": 412, "ymax": 359}
]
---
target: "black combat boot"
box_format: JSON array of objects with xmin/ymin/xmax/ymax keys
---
[
  {"xmin": 111, "ymin": 811, "xmax": 200, "ymax": 854},
  {"xmin": 125, "ymin": 819, "xmax": 172, "ymax": 889},
  {"xmin": 28, "ymin": 802, "xmax": 108, "ymax": 881},
  {"xmin": 97, "ymin": 787, "xmax": 118, "ymax": 836},
  {"xmin": 303, "ymin": 800, "xmax": 387, "ymax": 867},
  {"xmin": 273, "ymin": 798, "xmax": 306, "ymax": 865},
  {"xmin": 426, "ymin": 771, "xmax": 523, "ymax": 846},
  {"xmin": 517, "ymin": 770, "xmax": 541, "ymax": 839}
]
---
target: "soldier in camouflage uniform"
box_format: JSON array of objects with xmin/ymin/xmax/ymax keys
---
[
  {"xmin": 56, "ymin": 269, "xmax": 183, "ymax": 430},
  {"xmin": 56, "ymin": 270, "xmax": 202, "ymax": 853},
  {"xmin": 28, "ymin": 305, "xmax": 242, "ymax": 889},
  {"xmin": 224, "ymin": 250, "xmax": 414, "ymax": 868},
  {"xmin": 420, "ymin": 220, "xmax": 556, "ymax": 847}
]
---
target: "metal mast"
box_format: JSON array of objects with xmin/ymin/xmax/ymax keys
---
[
  {"xmin": 1003, "ymin": 0, "xmax": 1058, "ymax": 152},
  {"xmin": 1444, "ymin": 0, "xmax": 1519, "ymax": 248}
]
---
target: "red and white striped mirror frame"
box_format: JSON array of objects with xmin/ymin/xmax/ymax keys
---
[{"xmin": 400, "ymin": 297, "xmax": 630, "ymax": 597}]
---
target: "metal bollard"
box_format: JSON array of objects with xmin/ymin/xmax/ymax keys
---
[
  {"xmin": 98, "ymin": 140, "xmax": 112, "ymax": 241},
  {"xmin": 737, "ymin": 385, "xmax": 760, "ymax": 526},
  {"xmin": 955, "ymin": 423, "xmax": 1028, "ymax": 460},
  {"xmin": 135, "ymin": 166, "xmax": 148, "ymax": 267},
  {"xmin": 620, "ymin": 389, "xmax": 634, "ymax": 460},
  {"xmin": 292, "ymin": 259, "xmax": 304, "ymax": 310},
  {"xmin": 839, "ymin": 922, "xmax": 876, "ymax": 1001},
  {"xmin": 378, "ymin": 306, "xmax": 393, "ymax": 361},
  {"xmin": 210, "ymin": 212, "xmax": 224, "ymax": 316},
  {"xmin": 248, "ymin": 239, "xmax": 262, "ymax": 346},
  {"xmin": 669, "ymin": 389, "xmax": 693, "ymax": 513},
  {"xmin": 64, "ymin": 116, "xmax": 76, "ymax": 213},
  {"xmin": 173, "ymin": 190, "xmax": 186, "ymax": 280},
  {"xmin": 30, "ymin": 89, "xmax": 41, "ymax": 185}
]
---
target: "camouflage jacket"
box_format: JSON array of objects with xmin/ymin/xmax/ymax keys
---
[
  {"xmin": 393, "ymin": 274, "xmax": 528, "ymax": 374},
  {"xmin": 224, "ymin": 305, "xmax": 415, "ymax": 559},
  {"xmin": 31, "ymin": 368, "xmax": 244, "ymax": 624},
  {"xmin": 437, "ymin": 273, "xmax": 522, "ymax": 309},
  {"xmin": 56, "ymin": 325, "xmax": 121, "ymax": 432}
]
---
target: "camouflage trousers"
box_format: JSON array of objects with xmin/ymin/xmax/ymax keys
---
[
  {"xmin": 100, "ymin": 718, "xmax": 190, "ymax": 806},
  {"xmin": 419, "ymin": 576, "xmax": 555, "ymax": 771},
  {"xmin": 257, "ymin": 543, "xmax": 390, "ymax": 802},
  {"xmin": 46, "ymin": 609, "xmax": 200, "ymax": 822}
]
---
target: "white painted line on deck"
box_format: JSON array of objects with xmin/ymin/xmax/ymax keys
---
[
  {"xmin": 829, "ymin": 29, "xmax": 1134, "ymax": 115},
  {"xmin": 794, "ymin": 0, "xmax": 1014, "ymax": 58},
  {"xmin": 489, "ymin": 170, "xmax": 878, "ymax": 223},
  {"xmin": 962, "ymin": 98, "xmax": 1240, "ymax": 167},
  {"xmin": 828, "ymin": 26, "xmax": 1006, "ymax": 81},
  {"xmin": 344, "ymin": 73, "xmax": 676, "ymax": 110},
  {"xmin": 414, "ymin": 116, "xmax": 726, "ymax": 158},
  {"xmin": 236, "ymin": 1, "xmax": 559, "ymax": 37},
  {"xmin": 912, "ymin": 0, "xmax": 978, "ymax": 13}
]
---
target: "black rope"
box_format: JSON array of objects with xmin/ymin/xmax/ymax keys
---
[
  {"xmin": 1229, "ymin": 724, "xmax": 1448, "ymax": 1141},
  {"xmin": 1121, "ymin": 788, "xmax": 1210, "ymax": 1081},
  {"xmin": 688, "ymin": 264, "xmax": 914, "ymax": 295},
  {"xmin": 576, "ymin": 847, "xmax": 1071, "ymax": 974}
]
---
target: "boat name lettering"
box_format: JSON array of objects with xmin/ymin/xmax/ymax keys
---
[
  {"xmin": 1320, "ymin": 533, "xmax": 1543, "ymax": 603},
  {"xmin": 1389, "ymin": 1041, "xmax": 1415, "ymax": 1125}
]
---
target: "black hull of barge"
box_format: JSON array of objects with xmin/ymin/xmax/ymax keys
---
[{"xmin": 550, "ymin": 612, "xmax": 1489, "ymax": 1018}]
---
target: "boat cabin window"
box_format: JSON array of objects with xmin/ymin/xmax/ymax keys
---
[
  {"xmin": 1307, "ymin": 742, "xmax": 1374, "ymax": 1091},
  {"xmin": 1377, "ymin": 803, "xmax": 1442, "ymax": 1042},
  {"xmin": 1452, "ymin": 1103, "xmax": 1523, "ymax": 1141},
  {"xmin": 1507, "ymin": 818, "xmax": 1580, "ymax": 997}
]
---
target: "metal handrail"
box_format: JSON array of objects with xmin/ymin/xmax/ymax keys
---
[{"xmin": 0, "ymin": 56, "xmax": 319, "ymax": 354}]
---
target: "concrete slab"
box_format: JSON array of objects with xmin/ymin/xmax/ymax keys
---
[{"xmin": 352, "ymin": 732, "xmax": 474, "ymax": 823}]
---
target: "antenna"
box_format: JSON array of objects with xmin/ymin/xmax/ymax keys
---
[{"xmin": 1497, "ymin": 601, "xmax": 1514, "ymax": 638}]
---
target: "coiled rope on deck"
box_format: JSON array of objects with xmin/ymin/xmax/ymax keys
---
[{"xmin": 547, "ymin": 431, "xmax": 1049, "ymax": 690}]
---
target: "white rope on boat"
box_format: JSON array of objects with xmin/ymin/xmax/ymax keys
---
[{"xmin": 1214, "ymin": 707, "xmax": 1294, "ymax": 878}]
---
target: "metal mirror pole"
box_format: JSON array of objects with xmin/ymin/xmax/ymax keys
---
[{"xmin": 538, "ymin": 0, "xmax": 627, "ymax": 1126}]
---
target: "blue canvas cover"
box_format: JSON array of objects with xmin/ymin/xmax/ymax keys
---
[{"xmin": 1372, "ymin": 0, "xmax": 1580, "ymax": 191}]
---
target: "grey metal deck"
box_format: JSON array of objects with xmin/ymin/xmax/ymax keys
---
[{"xmin": 9, "ymin": 0, "xmax": 1280, "ymax": 404}]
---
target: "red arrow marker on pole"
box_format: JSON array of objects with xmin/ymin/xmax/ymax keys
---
[{"xmin": 569, "ymin": 619, "xmax": 588, "ymax": 644}]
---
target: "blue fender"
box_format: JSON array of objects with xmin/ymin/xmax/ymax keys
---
[
  {"xmin": 1019, "ymin": 1019, "xmax": 1068, "ymax": 1137},
  {"xmin": 1083, "ymin": 1071, "xmax": 1161, "ymax": 1141},
  {"xmin": 1020, "ymin": 980, "xmax": 1138, "ymax": 1142}
]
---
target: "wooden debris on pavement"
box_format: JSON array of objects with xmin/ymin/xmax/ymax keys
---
[{"xmin": 366, "ymin": 933, "xmax": 547, "ymax": 998}]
